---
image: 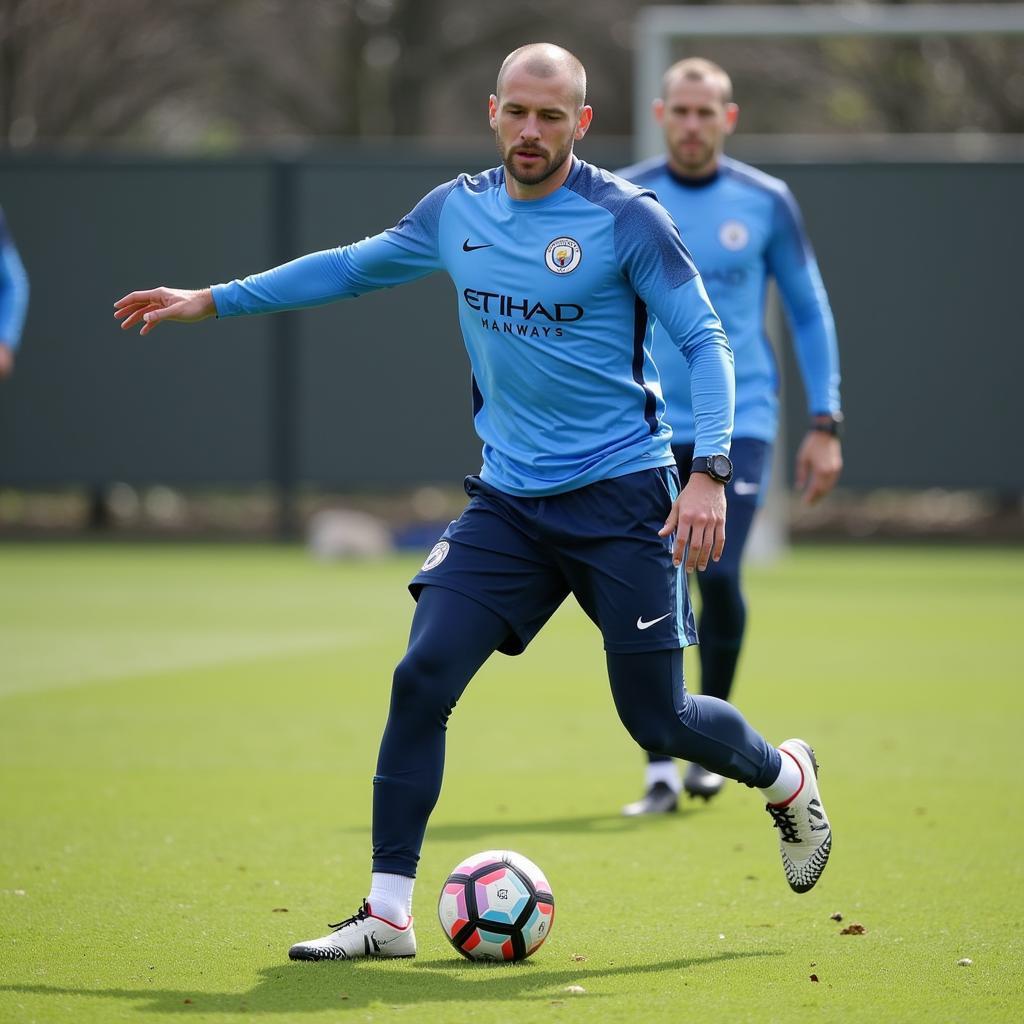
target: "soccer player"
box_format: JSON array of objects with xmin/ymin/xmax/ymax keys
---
[
  {"xmin": 618, "ymin": 58, "xmax": 843, "ymax": 815},
  {"xmin": 115, "ymin": 44, "xmax": 832, "ymax": 962},
  {"xmin": 0, "ymin": 206, "xmax": 30, "ymax": 379}
]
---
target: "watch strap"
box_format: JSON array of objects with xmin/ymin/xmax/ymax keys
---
[
  {"xmin": 810, "ymin": 412, "xmax": 844, "ymax": 438},
  {"xmin": 690, "ymin": 455, "xmax": 733, "ymax": 484}
]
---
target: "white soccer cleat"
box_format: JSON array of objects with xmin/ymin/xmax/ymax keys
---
[
  {"xmin": 766, "ymin": 739, "xmax": 832, "ymax": 894},
  {"xmin": 622, "ymin": 780, "xmax": 679, "ymax": 816},
  {"xmin": 288, "ymin": 901, "xmax": 416, "ymax": 961}
]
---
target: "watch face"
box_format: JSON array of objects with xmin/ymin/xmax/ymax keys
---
[{"xmin": 711, "ymin": 454, "xmax": 733, "ymax": 479}]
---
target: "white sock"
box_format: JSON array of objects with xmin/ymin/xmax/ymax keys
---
[
  {"xmin": 759, "ymin": 746, "xmax": 805, "ymax": 806},
  {"xmin": 367, "ymin": 872, "xmax": 414, "ymax": 926},
  {"xmin": 645, "ymin": 759, "xmax": 682, "ymax": 793}
]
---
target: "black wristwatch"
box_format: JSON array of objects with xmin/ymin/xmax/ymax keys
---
[
  {"xmin": 690, "ymin": 454, "xmax": 734, "ymax": 485},
  {"xmin": 810, "ymin": 411, "xmax": 844, "ymax": 438}
]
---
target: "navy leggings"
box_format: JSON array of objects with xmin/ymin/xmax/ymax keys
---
[
  {"xmin": 372, "ymin": 585, "xmax": 780, "ymax": 876},
  {"xmin": 648, "ymin": 440, "xmax": 765, "ymax": 767}
]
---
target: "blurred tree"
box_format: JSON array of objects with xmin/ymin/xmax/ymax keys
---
[
  {"xmin": 0, "ymin": 0, "xmax": 221, "ymax": 147},
  {"xmin": 0, "ymin": 0, "xmax": 1021, "ymax": 149}
]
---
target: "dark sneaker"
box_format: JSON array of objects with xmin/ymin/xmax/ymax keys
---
[
  {"xmin": 288, "ymin": 902, "xmax": 416, "ymax": 961},
  {"xmin": 683, "ymin": 762, "xmax": 726, "ymax": 801},
  {"xmin": 766, "ymin": 739, "xmax": 832, "ymax": 894},
  {"xmin": 621, "ymin": 780, "xmax": 679, "ymax": 817}
]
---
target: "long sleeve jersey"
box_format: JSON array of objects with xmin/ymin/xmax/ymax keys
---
[
  {"xmin": 617, "ymin": 154, "xmax": 840, "ymax": 444},
  {"xmin": 0, "ymin": 208, "xmax": 29, "ymax": 351},
  {"xmin": 212, "ymin": 157, "xmax": 734, "ymax": 496}
]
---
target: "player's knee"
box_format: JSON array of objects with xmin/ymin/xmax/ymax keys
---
[
  {"xmin": 615, "ymin": 702, "xmax": 676, "ymax": 755},
  {"xmin": 607, "ymin": 649, "xmax": 688, "ymax": 753},
  {"xmin": 628, "ymin": 724, "xmax": 675, "ymax": 755},
  {"xmin": 391, "ymin": 649, "xmax": 454, "ymax": 720}
]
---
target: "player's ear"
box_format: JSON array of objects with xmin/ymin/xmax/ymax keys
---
[
  {"xmin": 652, "ymin": 97, "xmax": 665, "ymax": 125},
  {"xmin": 488, "ymin": 94, "xmax": 498, "ymax": 130},
  {"xmin": 724, "ymin": 102, "xmax": 739, "ymax": 136},
  {"xmin": 574, "ymin": 105, "xmax": 593, "ymax": 140}
]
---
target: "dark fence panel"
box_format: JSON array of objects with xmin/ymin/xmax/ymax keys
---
[
  {"xmin": 771, "ymin": 162, "xmax": 1023, "ymax": 491},
  {"xmin": 0, "ymin": 161, "xmax": 276, "ymax": 484},
  {"xmin": 1, "ymin": 149, "xmax": 1021, "ymax": 496}
]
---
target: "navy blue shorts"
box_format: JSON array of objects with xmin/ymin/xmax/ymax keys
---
[
  {"xmin": 409, "ymin": 468, "xmax": 697, "ymax": 656},
  {"xmin": 672, "ymin": 437, "xmax": 770, "ymax": 576}
]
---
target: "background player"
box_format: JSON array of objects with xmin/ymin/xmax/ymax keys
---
[
  {"xmin": 0, "ymin": 206, "xmax": 29, "ymax": 379},
  {"xmin": 619, "ymin": 58, "xmax": 843, "ymax": 815},
  {"xmin": 115, "ymin": 44, "xmax": 833, "ymax": 962}
]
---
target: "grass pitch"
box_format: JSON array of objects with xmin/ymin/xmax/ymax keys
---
[{"xmin": 1, "ymin": 542, "xmax": 1022, "ymax": 1023}]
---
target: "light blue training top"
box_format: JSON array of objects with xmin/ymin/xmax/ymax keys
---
[
  {"xmin": 212, "ymin": 157, "xmax": 734, "ymax": 496},
  {"xmin": 0, "ymin": 208, "xmax": 29, "ymax": 351},
  {"xmin": 617, "ymin": 154, "xmax": 840, "ymax": 444}
]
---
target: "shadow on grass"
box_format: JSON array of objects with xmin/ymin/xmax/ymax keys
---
[
  {"xmin": 1, "ymin": 948, "xmax": 781, "ymax": 1015},
  {"xmin": 341, "ymin": 807, "xmax": 708, "ymax": 844}
]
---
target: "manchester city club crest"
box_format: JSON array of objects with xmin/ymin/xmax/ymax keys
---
[
  {"xmin": 544, "ymin": 236, "xmax": 582, "ymax": 274},
  {"xmin": 718, "ymin": 220, "xmax": 750, "ymax": 251},
  {"xmin": 421, "ymin": 540, "xmax": 450, "ymax": 571}
]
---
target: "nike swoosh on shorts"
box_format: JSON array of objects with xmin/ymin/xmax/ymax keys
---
[{"xmin": 636, "ymin": 613, "xmax": 672, "ymax": 630}]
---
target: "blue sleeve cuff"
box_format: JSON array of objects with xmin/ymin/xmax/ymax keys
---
[{"xmin": 210, "ymin": 283, "xmax": 229, "ymax": 318}]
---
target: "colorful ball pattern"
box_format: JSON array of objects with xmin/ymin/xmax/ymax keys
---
[{"xmin": 437, "ymin": 850, "xmax": 555, "ymax": 961}]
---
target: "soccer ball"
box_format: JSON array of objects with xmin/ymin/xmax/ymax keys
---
[{"xmin": 437, "ymin": 849, "xmax": 555, "ymax": 961}]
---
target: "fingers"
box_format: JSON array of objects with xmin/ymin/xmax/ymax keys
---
[
  {"xmin": 711, "ymin": 520, "xmax": 726, "ymax": 564},
  {"xmin": 802, "ymin": 470, "xmax": 824, "ymax": 506},
  {"xmin": 114, "ymin": 289, "xmax": 166, "ymax": 334},
  {"xmin": 113, "ymin": 296, "xmax": 190, "ymax": 335},
  {"xmin": 663, "ymin": 504, "xmax": 704, "ymax": 570},
  {"xmin": 668, "ymin": 481, "xmax": 726, "ymax": 571},
  {"xmin": 673, "ymin": 534, "xmax": 688, "ymax": 569},
  {"xmin": 113, "ymin": 287, "xmax": 181, "ymax": 334},
  {"xmin": 137, "ymin": 302, "xmax": 186, "ymax": 336},
  {"xmin": 802, "ymin": 465, "xmax": 840, "ymax": 506},
  {"xmin": 117, "ymin": 303, "xmax": 169, "ymax": 334},
  {"xmin": 684, "ymin": 523, "xmax": 708, "ymax": 573},
  {"xmin": 115, "ymin": 302, "xmax": 159, "ymax": 329},
  {"xmin": 113, "ymin": 289, "xmax": 163, "ymax": 310},
  {"xmin": 673, "ymin": 516, "xmax": 724, "ymax": 572},
  {"xmin": 796, "ymin": 433, "xmax": 843, "ymax": 506},
  {"xmin": 658, "ymin": 502, "xmax": 679, "ymax": 539},
  {"xmin": 662, "ymin": 509, "xmax": 689, "ymax": 569},
  {"xmin": 686, "ymin": 521, "xmax": 725, "ymax": 573}
]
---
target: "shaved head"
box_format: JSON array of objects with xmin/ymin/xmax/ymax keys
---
[
  {"xmin": 662, "ymin": 57, "xmax": 733, "ymax": 104},
  {"xmin": 497, "ymin": 43, "xmax": 587, "ymax": 111}
]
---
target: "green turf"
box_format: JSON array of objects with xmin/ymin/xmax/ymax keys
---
[{"xmin": 1, "ymin": 543, "xmax": 1021, "ymax": 1023}]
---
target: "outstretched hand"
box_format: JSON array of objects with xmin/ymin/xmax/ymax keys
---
[
  {"xmin": 659, "ymin": 472, "xmax": 726, "ymax": 572},
  {"xmin": 114, "ymin": 287, "xmax": 215, "ymax": 335}
]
